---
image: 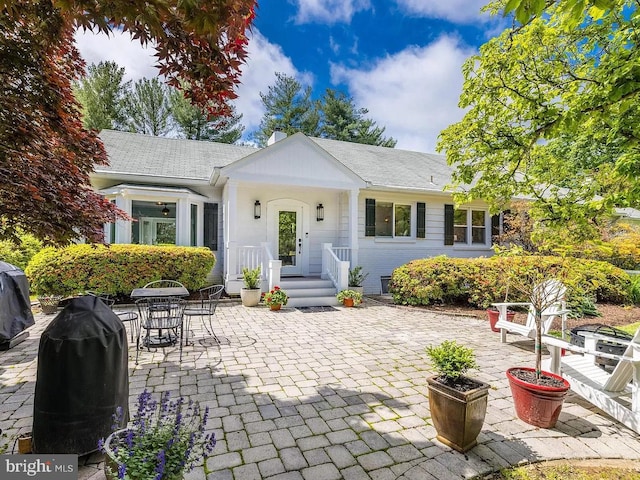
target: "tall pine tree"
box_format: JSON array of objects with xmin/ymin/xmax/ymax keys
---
[
  {"xmin": 254, "ymin": 72, "xmax": 320, "ymax": 146},
  {"xmin": 123, "ymin": 78, "xmax": 172, "ymax": 136}
]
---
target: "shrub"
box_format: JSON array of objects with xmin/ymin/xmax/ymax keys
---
[
  {"xmin": 425, "ymin": 340, "xmax": 478, "ymax": 382},
  {"xmin": 26, "ymin": 244, "xmax": 215, "ymax": 296},
  {"xmin": 390, "ymin": 255, "xmax": 631, "ymax": 314},
  {"xmin": 629, "ymin": 274, "xmax": 640, "ymax": 305},
  {"xmin": 0, "ymin": 232, "xmax": 44, "ymax": 270}
]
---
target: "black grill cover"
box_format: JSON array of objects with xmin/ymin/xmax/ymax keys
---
[
  {"xmin": 33, "ymin": 296, "xmax": 129, "ymax": 455},
  {"xmin": 0, "ymin": 262, "xmax": 34, "ymax": 344}
]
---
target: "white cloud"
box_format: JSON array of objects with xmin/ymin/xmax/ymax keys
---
[
  {"xmin": 396, "ymin": 0, "xmax": 490, "ymax": 24},
  {"xmin": 331, "ymin": 35, "xmax": 475, "ymax": 153},
  {"xmin": 294, "ymin": 0, "xmax": 372, "ymax": 24},
  {"xmin": 74, "ymin": 29, "xmax": 158, "ymax": 81},
  {"xmin": 233, "ymin": 30, "xmax": 313, "ymax": 135}
]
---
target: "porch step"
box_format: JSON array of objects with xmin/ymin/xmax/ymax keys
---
[{"xmin": 278, "ymin": 278, "xmax": 340, "ymax": 308}]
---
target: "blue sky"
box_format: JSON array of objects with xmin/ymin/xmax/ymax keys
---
[{"xmin": 75, "ymin": 0, "xmax": 506, "ymax": 152}]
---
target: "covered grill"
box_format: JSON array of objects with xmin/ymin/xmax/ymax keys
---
[
  {"xmin": 33, "ymin": 295, "xmax": 129, "ymax": 454},
  {"xmin": 0, "ymin": 262, "xmax": 34, "ymax": 349}
]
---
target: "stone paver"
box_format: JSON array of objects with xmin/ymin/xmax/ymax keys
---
[{"xmin": 2, "ymin": 300, "xmax": 640, "ymax": 480}]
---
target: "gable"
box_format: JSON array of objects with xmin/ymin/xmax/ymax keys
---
[{"xmin": 219, "ymin": 133, "xmax": 366, "ymax": 189}]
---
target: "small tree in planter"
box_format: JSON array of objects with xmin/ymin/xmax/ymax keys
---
[
  {"xmin": 425, "ymin": 340, "xmax": 489, "ymax": 452},
  {"xmin": 504, "ymin": 263, "xmax": 571, "ymax": 428}
]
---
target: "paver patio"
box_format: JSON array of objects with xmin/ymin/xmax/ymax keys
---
[{"xmin": 1, "ymin": 300, "xmax": 640, "ymax": 479}]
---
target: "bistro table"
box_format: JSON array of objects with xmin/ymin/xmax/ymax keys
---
[{"xmin": 130, "ymin": 286, "xmax": 190, "ymax": 299}]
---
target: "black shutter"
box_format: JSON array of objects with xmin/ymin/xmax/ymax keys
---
[
  {"xmin": 444, "ymin": 204, "xmax": 454, "ymax": 245},
  {"xmin": 365, "ymin": 198, "xmax": 376, "ymax": 237},
  {"xmin": 491, "ymin": 213, "xmax": 501, "ymax": 239},
  {"xmin": 417, "ymin": 202, "xmax": 426, "ymax": 238},
  {"xmin": 204, "ymin": 203, "xmax": 218, "ymax": 251}
]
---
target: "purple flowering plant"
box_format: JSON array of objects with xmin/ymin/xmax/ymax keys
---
[{"xmin": 99, "ymin": 390, "xmax": 216, "ymax": 480}]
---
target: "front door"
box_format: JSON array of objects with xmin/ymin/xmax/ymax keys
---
[{"xmin": 268, "ymin": 201, "xmax": 308, "ymax": 276}]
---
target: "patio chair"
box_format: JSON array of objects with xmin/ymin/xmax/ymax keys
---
[
  {"xmin": 135, "ymin": 297, "xmax": 186, "ymax": 364},
  {"xmin": 542, "ymin": 326, "xmax": 640, "ymax": 434},
  {"xmin": 183, "ymin": 285, "xmax": 224, "ymax": 345},
  {"xmin": 85, "ymin": 292, "xmax": 139, "ymax": 342},
  {"xmin": 492, "ymin": 280, "xmax": 570, "ymax": 344}
]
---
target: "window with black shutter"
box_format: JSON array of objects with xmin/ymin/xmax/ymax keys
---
[{"xmin": 365, "ymin": 199, "xmax": 376, "ymax": 236}]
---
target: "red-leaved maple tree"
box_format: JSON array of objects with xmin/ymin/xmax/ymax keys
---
[{"xmin": 0, "ymin": 0, "xmax": 256, "ymax": 245}]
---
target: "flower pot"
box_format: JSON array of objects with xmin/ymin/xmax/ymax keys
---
[
  {"xmin": 426, "ymin": 375, "xmax": 490, "ymax": 453},
  {"xmin": 349, "ymin": 286, "xmax": 364, "ymax": 295},
  {"xmin": 343, "ymin": 298, "xmax": 355, "ymax": 307},
  {"xmin": 269, "ymin": 304, "xmax": 281, "ymax": 311},
  {"xmin": 506, "ymin": 367, "xmax": 570, "ymax": 428},
  {"xmin": 38, "ymin": 296, "xmax": 62, "ymax": 315},
  {"xmin": 486, "ymin": 308, "xmax": 516, "ymax": 332},
  {"xmin": 240, "ymin": 288, "xmax": 261, "ymax": 307}
]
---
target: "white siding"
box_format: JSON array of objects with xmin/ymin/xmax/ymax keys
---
[{"xmin": 357, "ymin": 191, "xmax": 494, "ymax": 293}]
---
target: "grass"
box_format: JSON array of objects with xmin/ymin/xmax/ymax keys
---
[
  {"xmin": 486, "ymin": 462, "xmax": 640, "ymax": 479},
  {"xmin": 617, "ymin": 322, "xmax": 640, "ymax": 335}
]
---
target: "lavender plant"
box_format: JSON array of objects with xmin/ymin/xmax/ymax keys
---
[{"xmin": 100, "ymin": 390, "xmax": 216, "ymax": 480}]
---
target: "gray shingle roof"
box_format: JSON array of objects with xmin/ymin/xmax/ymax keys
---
[
  {"xmin": 96, "ymin": 130, "xmax": 453, "ymax": 192},
  {"xmin": 308, "ymin": 137, "xmax": 452, "ymax": 192},
  {"xmin": 96, "ymin": 130, "xmax": 257, "ymax": 181}
]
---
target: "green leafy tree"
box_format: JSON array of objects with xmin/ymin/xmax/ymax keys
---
[
  {"xmin": 319, "ymin": 89, "xmax": 396, "ymax": 147},
  {"xmin": 502, "ymin": 0, "xmax": 615, "ymax": 26},
  {"xmin": 438, "ymin": 0, "xmax": 640, "ymax": 241},
  {"xmin": 123, "ymin": 78, "xmax": 172, "ymax": 136},
  {"xmin": 169, "ymin": 89, "xmax": 244, "ymax": 143},
  {"xmin": 73, "ymin": 61, "xmax": 130, "ymax": 131},
  {"xmin": 254, "ymin": 72, "xmax": 320, "ymax": 146},
  {"xmin": 0, "ymin": 0, "xmax": 255, "ymax": 245}
]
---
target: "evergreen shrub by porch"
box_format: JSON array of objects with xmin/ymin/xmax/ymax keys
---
[
  {"xmin": 390, "ymin": 255, "xmax": 631, "ymax": 311},
  {"xmin": 26, "ymin": 244, "xmax": 215, "ymax": 296}
]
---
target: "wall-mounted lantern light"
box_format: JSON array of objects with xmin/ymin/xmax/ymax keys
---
[
  {"xmin": 316, "ymin": 203, "xmax": 324, "ymax": 222},
  {"xmin": 161, "ymin": 204, "xmax": 170, "ymax": 216},
  {"xmin": 254, "ymin": 200, "xmax": 261, "ymax": 219}
]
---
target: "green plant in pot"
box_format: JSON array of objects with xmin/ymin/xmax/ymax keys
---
[
  {"xmin": 504, "ymin": 264, "xmax": 571, "ymax": 429},
  {"xmin": 348, "ymin": 266, "xmax": 369, "ymax": 294},
  {"xmin": 425, "ymin": 340, "xmax": 490, "ymax": 453},
  {"xmin": 336, "ymin": 289, "xmax": 363, "ymax": 307},
  {"xmin": 100, "ymin": 390, "xmax": 215, "ymax": 480},
  {"xmin": 240, "ymin": 266, "xmax": 261, "ymax": 307}
]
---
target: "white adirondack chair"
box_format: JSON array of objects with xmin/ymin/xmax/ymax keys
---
[
  {"xmin": 542, "ymin": 327, "xmax": 640, "ymax": 434},
  {"xmin": 492, "ymin": 280, "xmax": 570, "ymax": 344}
]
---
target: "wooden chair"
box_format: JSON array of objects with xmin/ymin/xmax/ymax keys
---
[
  {"xmin": 492, "ymin": 280, "xmax": 570, "ymax": 344},
  {"xmin": 183, "ymin": 285, "xmax": 224, "ymax": 345},
  {"xmin": 542, "ymin": 327, "xmax": 640, "ymax": 434}
]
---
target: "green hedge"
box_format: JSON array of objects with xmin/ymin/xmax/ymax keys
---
[
  {"xmin": 390, "ymin": 256, "xmax": 631, "ymax": 312},
  {"xmin": 26, "ymin": 244, "xmax": 216, "ymax": 296},
  {"xmin": 0, "ymin": 233, "xmax": 44, "ymax": 270}
]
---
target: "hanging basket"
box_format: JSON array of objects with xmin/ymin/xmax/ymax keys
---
[{"xmin": 38, "ymin": 296, "xmax": 62, "ymax": 315}]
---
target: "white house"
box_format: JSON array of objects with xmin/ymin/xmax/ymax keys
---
[{"xmin": 92, "ymin": 130, "xmax": 499, "ymax": 306}]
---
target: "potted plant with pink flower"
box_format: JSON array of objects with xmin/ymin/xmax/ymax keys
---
[{"xmin": 263, "ymin": 286, "xmax": 288, "ymax": 311}]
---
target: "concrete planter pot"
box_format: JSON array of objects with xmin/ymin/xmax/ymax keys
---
[
  {"xmin": 427, "ymin": 375, "xmax": 490, "ymax": 452},
  {"xmin": 240, "ymin": 288, "xmax": 261, "ymax": 307}
]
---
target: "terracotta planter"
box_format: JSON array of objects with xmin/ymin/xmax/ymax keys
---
[
  {"xmin": 506, "ymin": 367, "xmax": 570, "ymax": 428},
  {"xmin": 240, "ymin": 288, "xmax": 261, "ymax": 307},
  {"xmin": 486, "ymin": 308, "xmax": 516, "ymax": 332},
  {"xmin": 269, "ymin": 304, "xmax": 281, "ymax": 311},
  {"xmin": 343, "ymin": 298, "xmax": 355, "ymax": 307},
  {"xmin": 426, "ymin": 375, "xmax": 490, "ymax": 452}
]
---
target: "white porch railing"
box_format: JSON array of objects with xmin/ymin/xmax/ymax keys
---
[
  {"xmin": 322, "ymin": 243, "xmax": 349, "ymax": 291},
  {"xmin": 229, "ymin": 243, "xmax": 281, "ymax": 291},
  {"xmin": 332, "ymin": 246, "xmax": 352, "ymax": 263}
]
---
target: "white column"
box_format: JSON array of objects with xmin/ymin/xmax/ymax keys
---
[
  {"xmin": 176, "ymin": 198, "xmax": 190, "ymax": 246},
  {"xmin": 115, "ymin": 196, "xmax": 131, "ymax": 244},
  {"xmin": 348, "ymin": 189, "xmax": 359, "ymax": 267},
  {"xmin": 224, "ymin": 181, "xmax": 239, "ymax": 282}
]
